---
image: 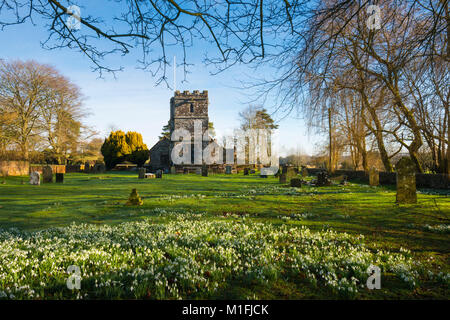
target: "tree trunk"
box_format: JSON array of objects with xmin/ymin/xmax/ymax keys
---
[{"xmin": 328, "ymin": 107, "xmax": 334, "ymax": 173}]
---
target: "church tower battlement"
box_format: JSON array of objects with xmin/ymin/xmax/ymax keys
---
[{"xmin": 170, "ymin": 90, "xmax": 209, "ymax": 135}]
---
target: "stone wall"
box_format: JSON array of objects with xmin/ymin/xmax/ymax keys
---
[
  {"xmin": 0, "ymin": 161, "xmax": 30, "ymax": 176},
  {"xmin": 29, "ymin": 165, "xmax": 66, "ymax": 174}
]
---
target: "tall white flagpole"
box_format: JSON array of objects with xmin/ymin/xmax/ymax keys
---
[{"xmin": 173, "ymin": 56, "xmax": 176, "ymax": 92}]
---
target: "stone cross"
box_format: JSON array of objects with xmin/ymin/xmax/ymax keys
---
[
  {"xmin": 369, "ymin": 167, "xmax": 379, "ymax": 186},
  {"xmin": 29, "ymin": 171, "xmax": 40, "ymax": 185},
  {"xmin": 396, "ymin": 157, "xmax": 417, "ymax": 204},
  {"xmin": 42, "ymin": 166, "xmax": 53, "ymax": 183}
]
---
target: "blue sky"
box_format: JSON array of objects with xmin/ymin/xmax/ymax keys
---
[{"xmin": 0, "ymin": 2, "xmax": 322, "ymax": 156}]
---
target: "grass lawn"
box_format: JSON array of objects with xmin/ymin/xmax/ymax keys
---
[{"xmin": 0, "ymin": 171, "xmax": 448, "ymax": 299}]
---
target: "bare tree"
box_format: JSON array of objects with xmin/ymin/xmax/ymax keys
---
[{"xmin": 0, "ymin": 60, "xmax": 85, "ymax": 161}]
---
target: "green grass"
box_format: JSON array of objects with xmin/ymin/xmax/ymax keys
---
[{"xmin": 0, "ymin": 171, "xmax": 449, "ymax": 299}]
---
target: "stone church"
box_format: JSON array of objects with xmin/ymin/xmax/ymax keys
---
[{"xmin": 149, "ymin": 90, "xmax": 210, "ymax": 172}]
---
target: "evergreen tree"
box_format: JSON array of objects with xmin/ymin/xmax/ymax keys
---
[
  {"xmin": 101, "ymin": 131, "xmax": 131, "ymax": 170},
  {"xmin": 126, "ymin": 131, "xmax": 149, "ymax": 167}
]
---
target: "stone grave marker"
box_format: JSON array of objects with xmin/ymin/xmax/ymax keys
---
[
  {"xmin": 29, "ymin": 172, "xmax": 40, "ymax": 185},
  {"xmin": 290, "ymin": 178, "xmax": 302, "ymax": 187},
  {"xmin": 171, "ymin": 166, "xmax": 176, "ymax": 174},
  {"xmin": 369, "ymin": 167, "xmax": 379, "ymax": 186},
  {"xmin": 42, "ymin": 166, "xmax": 53, "ymax": 183},
  {"xmin": 55, "ymin": 173, "xmax": 64, "ymax": 183},
  {"xmin": 93, "ymin": 164, "xmax": 106, "ymax": 174},
  {"xmin": 156, "ymin": 169, "xmax": 163, "ymax": 178},
  {"xmin": 225, "ymin": 166, "xmax": 232, "ymax": 174},
  {"xmin": 138, "ymin": 168, "xmax": 146, "ymax": 179},
  {"xmin": 301, "ymin": 167, "xmax": 309, "ymax": 178},
  {"xmin": 244, "ymin": 168, "xmax": 249, "ymax": 176},
  {"xmin": 202, "ymin": 165, "xmax": 208, "ymax": 177},
  {"xmin": 396, "ymin": 157, "xmax": 417, "ymax": 204}
]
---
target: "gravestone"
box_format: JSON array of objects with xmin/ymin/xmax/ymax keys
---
[
  {"xmin": 225, "ymin": 166, "xmax": 232, "ymax": 174},
  {"xmin": 55, "ymin": 173, "xmax": 64, "ymax": 183},
  {"xmin": 195, "ymin": 167, "xmax": 202, "ymax": 175},
  {"xmin": 171, "ymin": 166, "xmax": 176, "ymax": 174},
  {"xmin": 301, "ymin": 167, "xmax": 309, "ymax": 178},
  {"xmin": 290, "ymin": 178, "xmax": 302, "ymax": 187},
  {"xmin": 156, "ymin": 169, "xmax": 163, "ymax": 178},
  {"xmin": 281, "ymin": 166, "xmax": 296, "ymax": 183},
  {"xmin": 29, "ymin": 172, "xmax": 40, "ymax": 185},
  {"xmin": 287, "ymin": 167, "xmax": 296, "ymax": 180},
  {"xmin": 244, "ymin": 168, "xmax": 249, "ymax": 176},
  {"xmin": 126, "ymin": 188, "xmax": 143, "ymax": 206},
  {"xmin": 84, "ymin": 162, "xmax": 91, "ymax": 173},
  {"xmin": 396, "ymin": 157, "xmax": 417, "ymax": 204},
  {"xmin": 42, "ymin": 166, "xmax": 53, "ymax": 183},
  {"xmin": 202, "ymin": 165, "xmax": 208, "ymax": 177},
  {"xmin": 138, "ymin": 168, "xmax": 146, "ymax": 179},
  {"xmin": 93, "ymin": 163, "xmax": 106, "ymax": 174},
  {"xmin": 369, "ymin": 167, "xmax": 379, "ymax": 186}
]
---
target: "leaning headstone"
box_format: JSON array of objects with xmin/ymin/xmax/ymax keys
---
[
  {"xmin": 202, "ymin": 165, "xmax": 208, "ymax": 177},
  {"xmin": 156, "ymin": 169, "xmax": 163, "ymax": 179},
  {"xmin": 42, "ymin": 166, "xmax": 53, "ymax": 183},
  {"xmin": 55, "ymin": 173, "xmax": 64, "ymax": 183},
  {"xmin": 225, "ymin": 166, "xmax": 232, "ymax": 174},
  {"xmin": 369, "ymin": 167, "xmax": 379, "ymax": 186},
  {"xmin": 171, "ymin": 166, "xmax": 176, "ymax": 174},
  {"xmin": 126, "ymin": 188, "xmax": 143, "ymax": 206},
  {"xmin": 396, "ymin": 157, "xmax": 417, "ymax": 204},
  {"xmin": 138, "ymin": 168, "xmax": 146, "ymax": 179},
  {"xmin": 29, "ymin": 172, "xmax": 40, "ymax": 185}
]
